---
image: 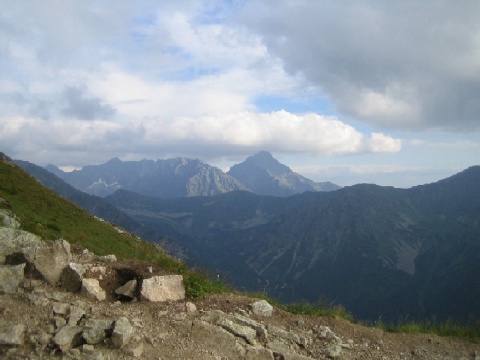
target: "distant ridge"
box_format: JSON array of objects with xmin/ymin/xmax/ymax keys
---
[
  {"xmin": 228, "ymin": 151, "xmax": 340, "ymax": 196},
  {"xmin": 47, "ymin": 157, "xmax": 249, "ymax": 198}
]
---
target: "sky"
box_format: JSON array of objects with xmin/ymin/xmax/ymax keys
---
[{"xmin": 1, "ymin": 0, "xmax": 479, "ymax": 188}]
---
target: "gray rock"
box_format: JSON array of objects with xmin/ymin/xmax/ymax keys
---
[
  {"xmin": 0, "ymin": 228, "xmax": 42, "ymax": 258},
  {"xmin": 52, "ymin": 302, "xmax": 70, "ymax": 315},
  {"xmin": 125, "ymin": 341, "xmax": 144, "ymax": 357},
  {"xmin": 268, "ymin": 325, "xmax": 309, "ymax": 347},
  {"xmin": 185, "ymin": 301, "xmax": 197, "ymax": 313},
  {"xmin": 31, "ymin": 239, "xmax": 72, "ymax": 285},
  {"xmin": 82, "ymin": 319, "xmax": 114, "ymax": 345},
  {"xmin": 112, "ymin": 317, "xmax": 134, "ymax": 348},
  {"xmin": 324, "ymin": 343, "xmax": 343, "ymax": 358},
  {"xmin": 250, "ymin": 300, "xmax": 274, "ymax": 317},
  {"xmin": 68, "ymin": 306, "xmax": 86, "ymax": 326},
  {"xmin": 0, "ymin": 263, "xmax": 25, "ymax": 294},
  {"xmin": 61, "ymin": 262, "xmax": 85, "ymax": 292},
  {"xmin": 98, "ymin": 254, "xmax": 117, "ymax": 262},
  {"xmin": 140, "ymin": 275, "xmax": 185, "ymax": 302},
  {"xmin": 114, "ymin": 279, "xmax": 137, "ymax": 299},
  {"xmin": 81, "ymin": 278, "xmax": 106, "ymax": 301},
  {"xmin": 52, "ymin": 325, "xmax": 84, "ymax": 352},
  {"xmin": 0, "ymin": 209, "xmax": 20, "ymax": 229},
  {"xmin": 217, "ymin": 317, "xmax": 257, "ymax": 345},
  {"xmin": 233, "ymin": 314, "xmax": 268, "ymax": 340},
  {"xmin": 245, "ymin": 346, "xmax": 275, "ymax": 359},
  {"xmin": 0, "ymin": 324, "xmax": 25, "ymax": 345}
]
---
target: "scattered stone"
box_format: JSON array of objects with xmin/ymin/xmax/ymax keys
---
[
  {"xmin": 250, "ymin": 300, "xmax": 274, "ymax": 317},
  {"xmin": 114, "ymin": 279, "xmax": 137, "ymax": 299},
  {"xmin": 186, "ymin": 301, "xmax": 197, "ymax": 313},
  {"xmin": 112, "ymin": 317, "xmax": 134, "ymax": 348},
  {"xmin": 82, "ymin": 319, "xmax": 114, "ymax": 345},
  {"xmin": 233, "ymin": 314, "xmax": 269, "ymax": 340},
  {"xmin": 245, "ymin": 346, "xmax": 275, "ymax": 359},
  {"xmin": 68, "ymin": 306, "xmax": 86, "ymax": 326},
  {"xmin": 268, "ymin": 325, "xmax": 309, "ymax": 347},
  {"xmin": 217, "ymin": 317, "xmax": 257, "ymax": 345},
  {"xmin": 0, "ymin": 209, "xmax": 20, "ymax": 229},
  {"xmin": 89, "ymin": 265, "xmax": 107, "ymax": 275},
  {"xmin": 140, "ymin": 275, "xmax": 185, "ymax": 302},
  {"xmin": 98, "ymin": 254, "xmax": 117, "ymax": 262},
  {"xmin": 0, "ymin": 324, "xmax": 25, "ymax": 345},
  {"xmin": 61, "ymin": 262, "xmax": 85, "ymax": 292},
  {"xmin": 0, "ymin": 263, "xmax": 25, "ymax": 294},
  {"xmin": 82, "ymin": 343, "xmax": 95, "ymax": 354},
  {"xmin": 52, "ymin": 302, "xmax": 70, "ymax": 315},
  {"xmin": 51, "ymin": 325, "xmax": 84, "ymax": 352},
  {"xmin": 81, "ymin": 278, "xmax": 106, "ymax": 301},
  {"xmin": 125, "ymin": 341, "xmax": 144, "ymax": 357},
  {"xmin": 324, "ymin": 343, "xmax": 343, "ymax": 359}
]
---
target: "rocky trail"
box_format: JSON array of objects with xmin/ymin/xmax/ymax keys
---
[{"xmin": 1, "ymin": 208, "xmax": 480, "ymax": 359}]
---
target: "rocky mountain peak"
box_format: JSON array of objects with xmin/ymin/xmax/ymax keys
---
[{"xmin": 228, "ymin": 151, "xmax": 340, "ymax": 196}]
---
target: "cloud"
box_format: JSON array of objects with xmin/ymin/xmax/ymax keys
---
[
  {"xmin": 1, "ymin": 110, "xmax": 401, "ymax": 167},
  {"xmin": 61, "ymin": 86, "xmax": 115, "ymax": 120},
  {"xmin": 240, "ymin": 0, "xmax": 480, "ymax": 131}
]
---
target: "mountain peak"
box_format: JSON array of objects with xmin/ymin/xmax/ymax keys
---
[
  {"xmin": 244, "ymin": 151, "xmax": 289, "ymax": 174},
  {"xmin": 228, "ymin": 151, "xmax": 340, "ymax": 196}
]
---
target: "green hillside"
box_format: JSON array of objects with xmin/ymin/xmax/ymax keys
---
[{"xmin": 0, "ymin": 156, "xmax": 226, "ymax": 297}]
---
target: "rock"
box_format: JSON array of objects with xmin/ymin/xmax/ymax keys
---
[
  {"xmin": 324, "ymin": 343, "xmax": 343, "ymax": 358},
  {"xmin": 0, "ymin": 263, "xmax": 25, "ymax": 294},
  {"xmin": 61, "ymin": 262, "xmax": 85, "ymax": 292},
  {"xmin": 125, "ymin": 341, "xmax": 144, "ymax": 357},
  {"xmin": 0, "ymin": 324, "xmax": 25, "ymax": 345},
  {"xmin": 81, "ymin": 278, "xmax": 106, "ymax": 301},
  {"xmin": 268, "ymin": 325, "xmax": 309, "ymax": 347},
  {"xmin": 186, "ymin": 301, "xmax": 197, "ymax": 313},
  {"xmin": 114, "ymin": 279, "xmax": 137, "ymax": 299},
  {"xmin": 52, "ymin": 302, "xmax": 70, "ymax": 315},
  {"xmin": 68, "ymin": 306, "xmax": 85, "ymax": 326},
  {"xmin": 233, "ymin": 314, "xmax": 268, "ymax": 340},
  {"xmin": 140, "ymin": 275, "xmax": 185, "ymax": 302},
  {"xmin": 250, "ymin": 300, "xmax": 274, "ymax": 317},
  {"xmin": 246, "ymin": 346, "xmax": 275, "ymax": 359},
  {"xmin": 0, "ymin": 228, "xmax": 41, "ymax": 258},
  {"xmin": 112, "ymin": 317, "xmax": 134, "ymax": 348},
  {"xmin": 82, "ymin": 319, "xmax": 114, "ymax": 345},
  {"xmin": 82, "ymin": 344, "xmax": 95, "ymax": 354},
  {"xmin": 51, "ymin": 325, "xmax": 84, "ymax": 352},
  {"xmin": 0, "ymin": 209, "xmax": 20, "ymax": 229},
  {"xmin": 31, "ymin": 239, "xmax": 72, "ymax": 285},
  {"xmin": 98, "ymin": 254, "xmax": 117, "ymax": 262},
  {"xmin": 217, "ymin": 317, "xmax": 257, "ymax": 345}
]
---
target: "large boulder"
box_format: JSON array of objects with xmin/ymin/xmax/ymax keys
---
[
  {"xmin": 140, "ymin": 275, "xmax": 185, "ymax": 302},
  {"xmin": 29, "ymin": 239, "xmax": 72, "ymax": 285}
]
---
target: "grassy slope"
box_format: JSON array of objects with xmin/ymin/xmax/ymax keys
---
[{"xmin": 0, "ymin": 159, "xmax": 226, "ymax": 297}]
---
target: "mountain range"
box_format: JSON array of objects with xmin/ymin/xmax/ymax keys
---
[
  {"xmin": 103, "ymin": 167, "xmax": 480, "ymax": 323},
  {"xmin": 15, "ymin": 153, "xmax": 480, "ymax": 323},
  {"xmin": 46, "ymin": 151, "xmax": 340, "ymax": 198}
]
